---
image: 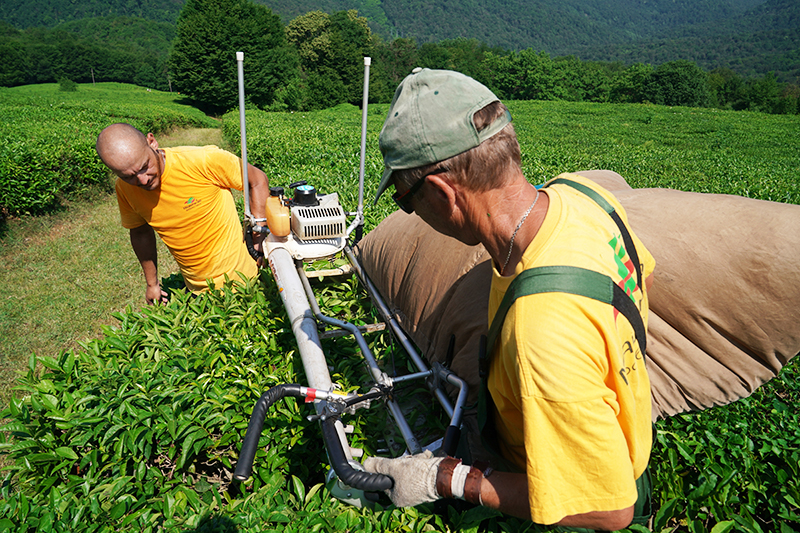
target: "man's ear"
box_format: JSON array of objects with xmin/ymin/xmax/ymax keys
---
[
  {"xmin": 425, "ymin": 173, "xmax": 458, "ymax": 209},
  {"xmin": 146, "ymin": 132, "xmax": 159, "ymax": 150}
]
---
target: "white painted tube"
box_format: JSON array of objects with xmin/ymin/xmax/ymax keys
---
[
  {"xmin": 236, "ymin": 51, "xmax": 252, "ymax": 222},
  {"xmin": 347, "ymin": 56, "xmax": 371, "ymax": 238},
  {"xmin": 268, "ymin": 247, "xmax": 333, "ymax": 394},
  {"xmin": 357, "ymin": 57, "xmax": 370, "ymax": 214},
  {"xmin": 269, "ymin": 246, "xmax": 360, "ymax": 462}
]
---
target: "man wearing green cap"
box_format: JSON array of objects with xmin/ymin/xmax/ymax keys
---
[{"xmin": 363, "ymin": 69, "xmax": 656, "ymax": 530}]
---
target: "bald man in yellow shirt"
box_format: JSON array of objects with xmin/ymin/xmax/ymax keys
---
[{"xmin": 96, "ymin": 123, "xmax": 269, "ymax": 304}]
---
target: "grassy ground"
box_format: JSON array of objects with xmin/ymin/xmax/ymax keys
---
[{"xmin": 0, "ymin": 127, "xmax": 224, "ymax": 407}]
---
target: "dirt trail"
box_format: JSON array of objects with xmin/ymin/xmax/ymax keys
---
[{"xmin": 158, "ymin": 127, "xmax": 224, "ymax": 148}]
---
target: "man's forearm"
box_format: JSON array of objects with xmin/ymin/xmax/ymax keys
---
[
  {"xmin": 246, "ymin": 164, "xmax": 269, "ymax": 221},
  {"xmin": 470, "ymin": 470, "xmax": 633, "ymax": 530},
  {"xmin": 129, "ymin": 224, "xmax": 159, "ymax": 287},
  {"xmin": 478, "ymin": 471, "xmax": 531, "ymax": 520}
]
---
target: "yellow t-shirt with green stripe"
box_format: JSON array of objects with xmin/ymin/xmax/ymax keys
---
[
  {"xmin": 116, "ymin": 145, "xmax": 257, "ymax": 292},
  {"xmin": 487, "ymin": 173, "xmax": 655, "ymax": 525}
]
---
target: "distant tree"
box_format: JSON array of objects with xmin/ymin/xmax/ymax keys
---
[
  {"xmin": 776, "ymin": 84, "xmax": 799, "ymax": 115},
  {"xmin": 329, "ymin": 10, "xmax": 374, "ymax": 104},
  {"xmin": 645, "ymin": 60, "xmax": 710, "ymax": 107},
  {"xmin": 552, "ymin": 56, "xmax": 612, "ymax": 102},
  {"xmin": 483, "ymin": 49, "xmax": 559, "ymax": 101},
  {"xmin": 0, "ymin": 42, "xmax": 27, "ymax": 86},
  {"xmin": 26, "ymin": 43, "xmax": 56, "ymax": 84},
  {"xmin": 708, "ymin": 67, "xmax": 747, "ymax": 110},
  {"xmin": 439, "ymin": 38, "xmax": 498, "ymax": 86},
  {"xmin": 609, "ymin": 63, "xmax": 654, "ymax": 104},
  {"xmin": 375, "ymin": 37, "xmax": 419, "ymax": 85},
  {"xmin": 169, "ymin": 0, "xmax": 299, "ymax": 113},
  {"xmin": 286, "ymin": 11, "xmax": 331, "ymax": 70},
  {"xmin": 286, "ymin": 10, "xmax": 375, "ymax": 110},
  {"xmin": 58, "ymin": 77, "xmax": 77, "ymax": 91},
  {"xmin": 418, "ymin": 42, "xmax": 451, "ymax": 70},
  {"xmin": 134, "ymin": 63, "xmax": 157, "ymax": 89},
  {"xmin": 744, "ymin": 72, "xmax": 783, "ymax": 113}
]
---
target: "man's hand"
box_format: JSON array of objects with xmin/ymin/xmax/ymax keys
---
[
  {"xmin": 362, "ymin": 450, "xmax": 443, "ymax": 507},
  {"xmin": 252, "ymin": 225, "xmax": 267, "ymax": 267},
  {"xmin": 145, "ymin": 284, "xmax": 169, "ymax": 305}
]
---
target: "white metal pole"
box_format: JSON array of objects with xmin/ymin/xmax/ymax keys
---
[
  {"xmin": 268, "ymin": 246, "xmax": 356, "ymax": 461},
  {"xmin": 357, "ymin": 57, "xmax": 370, "ymax": 215},
  {"xmin": 268, "ymin": 248, "xmax": 334, "ymax": 393},
  {"xmin": 347, "ymin": 57, "xmax": 370, "ymax": 238},
  {"xmin": 236, "ymin": 51, "xmax": 252, "ymax": 221}
]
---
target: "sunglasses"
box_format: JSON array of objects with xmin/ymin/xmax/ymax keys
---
[{"xmin": 392, "ymin": 167, "xmax": 448, "ymax": 214}]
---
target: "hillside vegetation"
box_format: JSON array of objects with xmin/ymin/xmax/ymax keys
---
[{"xmin": 1, "ymin": 0, "xmax": 798, "ymax": 82}]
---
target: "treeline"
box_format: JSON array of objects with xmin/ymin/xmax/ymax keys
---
[
  {"xmin": 0, "ymin": 19, "xmax": 172, "ymax": 90},
  {"xmin": 1, "ymin": 7, "xmax": 798, "ymax": 116}
]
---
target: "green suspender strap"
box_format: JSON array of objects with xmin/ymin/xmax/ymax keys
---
[
  {"xmin": 476, "ymin": 178, "xmax": 651, "ymax": 527},
  {"xmin": 484, "ymin": 265, "xmax": 647, "ymax": 358}
]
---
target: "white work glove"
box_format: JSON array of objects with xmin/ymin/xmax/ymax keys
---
[{"xmin": 362, "ymin": 450, "xmax": 444, "ymax": 507}]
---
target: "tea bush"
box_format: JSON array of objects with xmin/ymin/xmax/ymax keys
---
[
  {"xmin": 1, "ymin": 98, "xmax": 798, "ymax": 532},
  {"xmin": 0, "ymin": 273, "xmax": 451, "ymax": 532},
  {"xmin": 0, "ymin": 83, "xmax": 218, "ymax": 216}
]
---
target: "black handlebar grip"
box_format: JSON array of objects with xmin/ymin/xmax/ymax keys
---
[
  {"xmin": 320, "ymin": 416, "xmax": 394, "ymax": 492},
  {"xmin": 442, "ymin": 425, "xmax": 461, "ymax": 457},
  {"xmin": 244, "ymin": 227, "xmax": 264, "ymax": 260},
  {"xmin": 234, "ymin": 385, "xmax": 303, "ymax": 481}
]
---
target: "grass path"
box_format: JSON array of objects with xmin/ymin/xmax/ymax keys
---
[{"xmin": 0, "ymin": 127, "xmax": 224, "ymax": 406}]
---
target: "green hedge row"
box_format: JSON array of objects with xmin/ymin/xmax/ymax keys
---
[
  {"xmin": 0, "ymin": 273, "xmax": 457, "ymax": 532},
  {"xmin": 0, "ymin": 83, "xmax": 218, "ymax": 216}
]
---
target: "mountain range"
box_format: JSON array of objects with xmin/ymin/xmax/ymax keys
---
[{"xmin": 2, "ymin": 0, "xmax": 798, "ymax": 81}]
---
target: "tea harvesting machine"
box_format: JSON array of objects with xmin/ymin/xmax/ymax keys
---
[{"xmin": 230, "ymin": 53, "xmax": 469, "ymax": 507}]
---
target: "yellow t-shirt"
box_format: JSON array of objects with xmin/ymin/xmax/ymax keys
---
[
  {"xmin": 487, "ymin": 173, "xmax": 655, "ymax": 525},
  {"xmin": 115, "ymin": 145, "xmax": 257, "ymax": 292}
]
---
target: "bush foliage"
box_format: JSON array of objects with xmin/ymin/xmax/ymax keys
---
[
  {"xmin": 0, "ymin": 83, "xmax": 217, "ymax": 216},
  {"xmin": 1, "ymin": 98, "xmax": 799, "ymax": 532}
]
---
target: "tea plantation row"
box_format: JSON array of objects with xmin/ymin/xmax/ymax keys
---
[
  {"xmin": 0, "ymin": 83, "xmax": 217, "ymax": 216},
  {"xmin": 0, "ymin": 85, "xmax": 798, "ymax": 532}
]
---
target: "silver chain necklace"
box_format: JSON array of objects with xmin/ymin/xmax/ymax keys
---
[{"xmin": 501, "ymin": 189, "xmax": 540, "ymax": 275}]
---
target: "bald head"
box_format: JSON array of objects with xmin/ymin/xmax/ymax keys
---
[
  {"xmin": 96, "ymin": 123, "xmax": 150, "ymax": 171},
  {"xmin": 96, "ymin": 123, "xmax": 164, "ymax": 190}
]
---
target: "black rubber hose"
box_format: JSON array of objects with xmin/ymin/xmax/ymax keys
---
[
  {"xmin": 321, "ymin": 416, "xmax": 394, "ymax": 492},
  {"xmin": 234, "ymin": 384, "xmax": 303, "ymax": 481},
  {"xmin": 244, "ymin": 226, "xmax": 264, "ymax": 260}
]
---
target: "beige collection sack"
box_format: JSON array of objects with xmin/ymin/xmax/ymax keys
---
[{"xmin": 354, "ymin": 170, "xmax": 800, "ymax": 419}]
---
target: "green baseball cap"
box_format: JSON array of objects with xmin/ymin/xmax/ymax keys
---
[{"xmin": 375, "ymin": 68, "xmax": 511, "ymax": 203}]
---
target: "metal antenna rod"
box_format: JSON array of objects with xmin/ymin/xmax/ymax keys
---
[
  {"xmin": 236, "ymin": 51, "xmax": 252, "ymax": 222},
  {"xmin": 347, "ymin": 56, "xmax": 370, "ymax": 239},
  {"xmin": 357, "ymin": 57, "xmax": 370, "ymax": 215}
]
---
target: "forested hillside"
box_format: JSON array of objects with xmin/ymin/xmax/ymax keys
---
[
  {"xmin": 0, "ymin": 0, "xmax": 769, "ymax": 47},
  {"xmin": 3, "ymin": 0, "xmax": 793, "ymax": 80},
  {"xmin": 0, "ymin": 0, "xmax": 182, "ymax": 26},
  {"xmin": 574, "ymin": 0, "xmax": 800, "ymax": 80},
  {"xmin": 1, "ymin": 0, "xmax": 798, "ymax": 114}
]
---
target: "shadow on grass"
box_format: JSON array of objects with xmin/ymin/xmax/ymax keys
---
[{"xmin": 173, "ymin": 96, "xmax": 228, "ymax": 118}]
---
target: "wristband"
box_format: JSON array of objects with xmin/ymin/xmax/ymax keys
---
[
  {"xmin": 450, "ymin": 464, "xmax": 471, "ymax": 499},
  {"xmin": 436, "ymin": 457, "xmax": 461, "ymax": 499},
  {"xmin": 463, "ymin": 466, "xmax": 484, "ymax": 505}
]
